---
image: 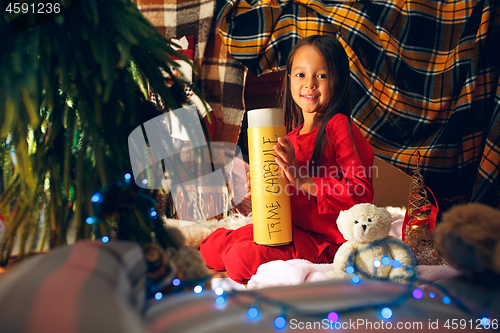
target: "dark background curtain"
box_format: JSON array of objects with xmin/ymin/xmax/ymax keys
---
[{"xmin": 216, "ymin": 0, "xmax": 500, "ymax": 210}]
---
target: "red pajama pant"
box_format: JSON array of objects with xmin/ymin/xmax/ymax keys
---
[{"xmin": 200, "ymin": 224, "xmax": 339, "ymax": 284}]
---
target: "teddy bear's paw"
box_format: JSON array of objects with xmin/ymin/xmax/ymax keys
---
[{"xmin": 388, "ymin": 268, "xmax": 415, "ymax": 284}]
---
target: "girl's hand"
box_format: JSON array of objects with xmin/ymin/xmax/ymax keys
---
[
  {"xmin": 245, "ymin": 172, "xmax": 251, "ymax": 199},
  {"xmin": 273, "ymin": 137, "xmax": 303, "ymax": 187},
  {"xmin": 274, "ymin": 137, "xmax": 316, "ymax": 195}
]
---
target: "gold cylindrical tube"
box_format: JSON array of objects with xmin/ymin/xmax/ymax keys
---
[{"xmin": 247, "ymin": 108, "xmax": 292, "ymax": 246}]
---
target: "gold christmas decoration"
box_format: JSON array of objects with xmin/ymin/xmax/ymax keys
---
[{"xmin": 403, "ymin": 151, "xmax": 447, "ymax": 265}]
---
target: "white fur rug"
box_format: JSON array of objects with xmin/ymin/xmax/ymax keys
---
[
  {"xmin": 162, "ymin": 207, "xmax": 459, "ymax": 289},
  {"xmin": 162, "ymin": 212, "xmax": 253, "ymax": 248},
  {"xmin": 162, "ymin": 206, "xmax": 406, "ymax": 248}
]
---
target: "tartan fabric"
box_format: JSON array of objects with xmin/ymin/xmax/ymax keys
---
[
  {"xmin": 215, "ymin": 0, "xmax": 500, "ymax": 207},
  {"xmin": 133, "ymin": 0, "xmax": 248, "ymax": 220},
  {"xmin": 133, "ymin": 0, "xmax": 247, "ymax": 146}
]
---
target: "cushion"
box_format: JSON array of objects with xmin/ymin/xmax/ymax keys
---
[{"xmin": 0, "ymin": 241, "xmax": 148, "ymax": 333}]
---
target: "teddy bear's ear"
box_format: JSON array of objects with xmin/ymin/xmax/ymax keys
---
[
  {"xmin": 380, "ymin": 207, "xmax": 392, "ymax": 222},
  {"xmin": 336, "ymin": 209, "xmax": 353, "ymax": 239},
  {"xmin": 336, "ymin": 210, "xmax": 345, "ymax": 227}
]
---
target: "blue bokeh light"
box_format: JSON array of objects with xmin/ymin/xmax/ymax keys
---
[
  {"xmin": 391, "ymin": 259, "xmax": 401, "ymax": 268},
  {"xmin": 215, "ymin": 296, "xmax": 225, "ymax": 306},
  {"xmin": 381, "ymin": 307, "xmax": 392, "ymax": 319},
  {"xmin": 91, "ymin": 193, "xmax": 101, "ymax": 203},
  {"xmin": 247, "ymin": 307, "xmax": 259, "ymax": 319},
  {"xmin": 481, "ymin": 318, "xmax": 490, "ymax": 327},
  {"xmin": 274, "ymin": 316, "xmax": 286, "ymax": 329}
]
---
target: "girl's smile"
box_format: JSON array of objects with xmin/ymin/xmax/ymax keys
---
[{"xmin": 301, "ymin": 94, "xmax": 320, "ymax": 101}]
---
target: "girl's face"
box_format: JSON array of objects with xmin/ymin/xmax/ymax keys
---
[{"xmin": 290, "ymin": 44, "xmax": 330, "ymax": 118}]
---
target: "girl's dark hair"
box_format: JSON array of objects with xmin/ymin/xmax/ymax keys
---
[{"xmin": 282, "ymin": 35, "xmax": 354, "ymax": 170}]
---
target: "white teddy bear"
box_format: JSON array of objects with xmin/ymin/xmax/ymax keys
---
[{"xmin": 325, "ymin": 203, "xmax": 415, "ymax": 283}]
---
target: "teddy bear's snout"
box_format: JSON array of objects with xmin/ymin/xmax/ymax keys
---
[{"xmin": 362, "ymin": 224, "xmax": 367, "ymax": 231}]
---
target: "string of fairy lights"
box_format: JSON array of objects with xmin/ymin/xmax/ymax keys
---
[
  {"xmin": 87, "ymin": 173, "xmax": 159, "ymax": 241},
  {"xmin": 89, "ymin": 174, "xmax": 496, "ymax": 330},
  {"xmin": 155, "ymin": 258, "xmax": 495, "ymax": 330}
]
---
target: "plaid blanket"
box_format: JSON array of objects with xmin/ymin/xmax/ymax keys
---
[
  {"xmin": 133, "ymin": 0, "xmax": 246, "ymax": 146},
  {"xmin": 216, "ymin": 0, "xmax": 500, "ymax": 208},
  {"xmin": 133, "ymin": 0, "xmax": 248, "ymax": 220}
]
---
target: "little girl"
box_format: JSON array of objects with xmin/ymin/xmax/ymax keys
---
[{"xmin": 200, "ymin": 35, "xmax": 374, "ymax": 284}]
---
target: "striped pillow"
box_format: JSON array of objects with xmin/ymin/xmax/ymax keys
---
[{"xmin": 0, "ymin": 241, "xmax": 148, "ymax": 333}]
